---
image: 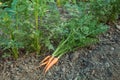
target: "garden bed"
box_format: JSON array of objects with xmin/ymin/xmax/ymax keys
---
[
  {"xmin": 0, "ymin": 25, "xmax": 120, "ymax": 80},
  {"xmin": 0, "ymin": 0, "xmax": 120, "ymax": 80}
]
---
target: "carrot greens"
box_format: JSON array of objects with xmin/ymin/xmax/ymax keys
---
[{"xmin": 40, "ymin": 14, "xmax": 108, "ymax": 73}]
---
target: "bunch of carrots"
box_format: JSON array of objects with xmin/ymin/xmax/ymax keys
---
[
  {"xmin": 39, "ymin": 32, "xmax": 73, "ymax": 73},
  {"xmin": 39, "ymin": 15, "xmax": 107, "ymax": 73},
  {"xmin": 39, "ymin": 55, "xmax": 58, "ymax": 73}
]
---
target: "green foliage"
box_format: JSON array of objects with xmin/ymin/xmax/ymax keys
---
[
  {"xmin": 0, "ymin": 0, "xmax": 12, "ymax": 8},
  {"xmin": 89, "ymin": 0, "xmax": 120, "ymax": 22},
  {"xmin": 2, "ymin": 52, "xmax": 11, "ymax": 58},
  {"xmin": 52, "ymin": 13, "xmax": 108, "ymax": 58},
  {"xmin": 0, "ymin": 0, "xmax": 112, "ymax": 59}
]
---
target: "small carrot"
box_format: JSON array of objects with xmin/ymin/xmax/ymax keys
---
[
  {"xmin": 40, "ymin": 55, "xmax": 51, "ymax": 63},
  {"xmin": 40, "ymin": 60, "xmax": 48, "ymax": 67},
  {"xmin": 45, "ymin": 56, "xmax": 54, "ymax": 69},
  {"xmin": 44, "ymin": 57, "xmax": 59, "ymax": 73}
]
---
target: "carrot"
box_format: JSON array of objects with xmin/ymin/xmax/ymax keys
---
[
  {"xmin": 44, "ymin": 57, "xmax": 59, "ymax": 73},
  {"xmin": 40, "ymin": 60, "xmax": 48, "ymax": 67},
  {"xmin": 40, "ymin": 55, "xmax": 51, "ymax": 63},
  {"xmin": 45, "ymin": 56, "xmax": 54, "ymax": 69},
  {"xmin": 35, "ymin": 56, "xmax": 50, "ymax": 69}
]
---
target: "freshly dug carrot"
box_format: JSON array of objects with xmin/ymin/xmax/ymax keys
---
[
  {"xmin": 40, "ymin": 60, "xmax": 49, "ymax": 67},
  {"xmin": 40, "ymin": 55, "xmax": 51, "ymax": 63},
  {"xmin": 36, "ymin": 55, "xmax": 52, "ymax": 69},
  {"xmin": 44, "ymin": 57, "xmax": 59, "ymax": 73},
  {"xmin": 45, "ymin": 56, "xmax": 54, "ymax": 69}
]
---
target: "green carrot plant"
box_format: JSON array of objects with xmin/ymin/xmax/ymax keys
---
[
  {"xmin": 89, "ymin": 0, "xmax": 120, "ymax": 23},
  {"xmin": 0, "ymin": 0, "xmax": 117, "ymax": 68},
  {"xmin": 0, "ymin": 11, "xmax": 20, "ymax": 59},
  {"xmin": 40, "ymin": 10, "xmax": 108, "ymax": 73},
  {"xmin": 29, "ymin": 0, "xmax": 49, "ymax": 54},
  {"xmin": 0, "ymin": 0, "xmax": 49, "ymax": 58},
  {"xmin": 0, "ymin": 0, "xmax": 20, "ymax": 59},
  {"xmin": 0, "ymin": 0, "xmax": 33, "ymax": 58}
]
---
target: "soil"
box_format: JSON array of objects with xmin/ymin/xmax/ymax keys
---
[{"xmin": 0, "ymin": 24, "xmax": 120, "ymax": 80}]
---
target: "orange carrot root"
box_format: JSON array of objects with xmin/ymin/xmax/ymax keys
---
[
  {"xmin": 39, "ymin": 55, "xmax": 59, "ymax": 73},
  {"xmin": 45, "ymin": 56, "xmax": 54, "ymax": 69},
  {"xmin": 44, "ymin": 57, "xmax": 59, "ymax": 73},
  {"xmin": 36, "ymin": 55, "xmax": 51, "ymax": 69},
  {"xmin": 40, "ymin": 55, "xmax": 51, "ymax": 63},
  {"xmin": 40, "ymin": 61, "xmax": 48, "ymax": 67}
]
